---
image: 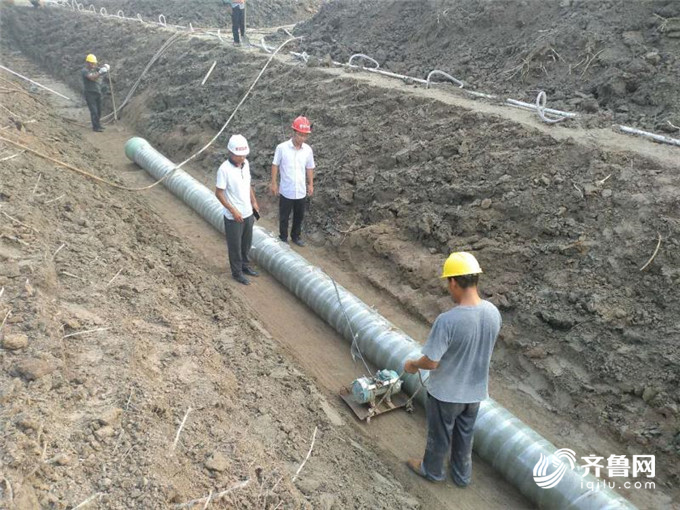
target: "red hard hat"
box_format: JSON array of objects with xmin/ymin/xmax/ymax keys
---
[{"xmin": 292, "ymin": 116, "xmax": 312, "ymax": 134}]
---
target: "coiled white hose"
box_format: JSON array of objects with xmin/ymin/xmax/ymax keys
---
[
  {"xmin": 426, "ymin": 69, "xmax": 463, "ymax": 89},
  {"xmin": 535, "ymin": 90, "xmax": 566, "ymax": 124},
  {"xmin": 348, "ymin": 53, "xmax": 379, "ymax": 69}
]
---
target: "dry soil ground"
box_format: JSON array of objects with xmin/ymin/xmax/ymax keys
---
[
  {"xmin": 297, "ymin": 0, "xmax": 680, "ymax": 131},
  {"xmin": 1, "ymin": 2, "xmax": 679, "ymax": 509},
  {"xmin": 53, "ymin": 0, "xmax": 319, "ymax": 29},
  {"xmin": 0, "ymin": 49, "xmax": 449, "ymax": 510}
]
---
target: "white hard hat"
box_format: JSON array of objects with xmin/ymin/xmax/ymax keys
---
[{"xmin": 227, "ymin": 134, "xmax": 249, "ymax": 156}]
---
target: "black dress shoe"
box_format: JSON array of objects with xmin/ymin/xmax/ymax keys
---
[
  {"xmin": 233, "ymin": 274, "xmax": 250, "ymax": 285},
  {"xmin": 94, "ymin": 127, "xmax": 105, "ymax": 132},
  {"xmin": 242, "ymin": 267, "xmax": 259, "ymax": 277},
  {"xmin": 292, "ymin": 238, "xmax": 306, "ymax": 247},
  {"xmin": 279, "ymin": 236, "xmax": 288, "ymax": 243}
]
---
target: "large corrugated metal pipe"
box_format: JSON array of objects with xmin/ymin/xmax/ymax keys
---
[{"xmin": 125, "ymin": 137, "xmax": 636, "ymax": 510}]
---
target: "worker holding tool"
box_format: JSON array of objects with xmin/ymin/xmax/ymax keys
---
[
  {"xmin": 229, "ymin": 0, "xmax": 246, "ymax": 45},
  {"xmin": 270, "ymin": 116, "xmax": 315, "ymax": 246},
  {"xmin": 404, "ymin": 252, "xmax": 501, "ymax": 487},
  {"xmin": 215, "ymin": 134, "xmax": 260, "ymax": 286},
  {"xmin": 81, "ymin": 54, "xmax": 109, "ymax": 132}
]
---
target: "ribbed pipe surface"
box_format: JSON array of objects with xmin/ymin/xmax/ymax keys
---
[{"xmin": 126, "ymin": 137, "xmax": 636, "ymax": 510}]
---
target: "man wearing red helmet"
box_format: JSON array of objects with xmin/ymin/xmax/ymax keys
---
[{"xmin": 270, "ymin": 116, "xmax": 316, "ymax": 247}]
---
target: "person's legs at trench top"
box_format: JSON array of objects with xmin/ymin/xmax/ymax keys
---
[
  {"xmin": 238, "ymin": 7, "xmax": 245, "ymax": 39},
  {"xmin": 223, "ymin": 215, "xmax": 254, "ymax": 277},
  {"xmin": 278, "ymin": 196, "xmax": 305, "ymax": 242},
  {"xmin": 231, "ymin": 7, "xmax": 244, "ymax": 43},
  {"xmin": 421, "ymin": 395, "xmax": 480, "ymax": 486}
]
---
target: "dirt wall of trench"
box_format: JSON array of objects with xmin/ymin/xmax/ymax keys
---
[
  {"xmin": 60, "ymin": 0, "xmax": 319, "ymax": 29},
  {"xmin": 3, "ymin": 5, "xmax": 679, "ymax": 495},
  {"xmin": 297, "ymin": 0, "xmax": 680, "ymax": 132},
  {"xmin": 0, "ymin": 41, "xmax": 424, "ymax": 510}
]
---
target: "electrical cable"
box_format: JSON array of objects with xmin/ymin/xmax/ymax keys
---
[{"xmin": 331, "ymin": 278, "xmax": 372, "ymax": 376}]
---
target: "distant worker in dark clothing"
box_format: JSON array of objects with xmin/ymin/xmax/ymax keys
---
[
  {"xmin": 230, "ymin": 0, "xmax": 246, "ymax": 45},
  {"xmin": 81, "ymin": 54, "xmax": 109, "ymax": 132}
]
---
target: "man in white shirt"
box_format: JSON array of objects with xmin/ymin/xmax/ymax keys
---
[
  {"xmin": 215, "ymin": 134, "xmax": 260, "ymax": 285},
  {"xmin": 270, "ymin": 116, "xmax": 316, "ymax": 247}
]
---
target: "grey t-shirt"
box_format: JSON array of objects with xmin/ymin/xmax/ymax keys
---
[
  {"xmin": 422, "ymin": 300, "xmax": 501, "ymax": 403},
  {"xmin": 81, "ymin": 67, "xmax": 101, "ymax": 94}
]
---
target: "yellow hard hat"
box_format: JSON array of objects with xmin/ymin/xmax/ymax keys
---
[
  {"xmin": 440, "ymin": 252, "xmax": 483, "ymax": 279},
  {"xmin": 85, "ymin": 54, "xmax": 97, "ymax": 64}
]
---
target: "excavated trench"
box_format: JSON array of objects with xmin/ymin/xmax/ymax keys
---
[{"xmin": 2, "ymin": 3, "xmax": 679, "ymax": 508}]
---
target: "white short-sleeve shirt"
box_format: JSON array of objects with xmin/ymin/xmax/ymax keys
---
[
  {"xmin": 272, "ymin": 139, "xmax": 315, "ymax": 200},
  {"xmin": 216, "ymin": 159, "xmax": 253, "ymax": 220}
]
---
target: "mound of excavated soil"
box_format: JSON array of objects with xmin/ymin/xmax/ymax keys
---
[
  {"xmin": 4, "ymin": 5, "xmax": 679, "ymax": 502},
  {"xmin": 296, "ymin": 0, "xmax": 680, "ymax": 131},
  {"xmin": 0, "ymin": 47, "xmax": 421, "ymax": 510},
  {"xmin": 77, "ymin": 0, "xmax": 319, "ymax": 28}
]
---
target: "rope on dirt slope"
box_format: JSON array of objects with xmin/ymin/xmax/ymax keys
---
[
  {"xmin": 172, "ymin": 36, "xmax": 301, "ymax": 171},
  {"xmin": 101, "ymin": 31, "xmax": 184, "ymax": 124},
  {"xmin": 331, "ymin": 278, "xmax": 372, "ymax": 376},
  {"xmin": 0, "ymin": 134, "xmax": 172, "ymax": 191}
]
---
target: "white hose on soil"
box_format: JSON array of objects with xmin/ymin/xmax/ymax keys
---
[
  {"xmin": 260, "ymin": 38, "xmax": 273, "ymax": 53},
  {"xmin": 426, "ymin": 69, "xmax": 464, "ymax": 89},
  {"xmin": 505, "ymin": 98, "xmax": 577, "ymax": 118},
  {"xmin": 334, "ymin": 57, "xmax": 429, "ymax": 84},
  {"xmin": 535, "ymin": 90, "xmax": 567, "ymax": 124},
  {"xmin": 290, "ymin": 51, "xmax": 309, "ymax": 63},
  {"xmin": 617, "ymin": 125, "xmax": 680, "ymax": 147},
  {"xmin": 348, "ymin": 53, "xmax": 380, "ymax": 69},
  {"xmin": 464, "ymin": 90, "xmax": 497, "ymax": 99}
]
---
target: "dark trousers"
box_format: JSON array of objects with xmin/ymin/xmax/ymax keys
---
[
  {"xmin": 224, "ymin": 214, "xmax": 254, "ymax": 277},
  {"xmin": 422, "ymin": 394, "xmax": 480, "ymax": 486},
  {"xmin": 279, "ymin": 196, "xmax": 305, "ymax": 242},
  {"xmin": 231, "ymin": 7, "xmax": 245, "ymax": 43},
  {"xmin": 84, "ymin": 91, "xmax": 102, "ymax": 130}
]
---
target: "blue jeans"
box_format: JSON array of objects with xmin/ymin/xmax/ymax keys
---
[{"xmin": 421, "ymin": 394, "xmax": 480, "ymax": 486}]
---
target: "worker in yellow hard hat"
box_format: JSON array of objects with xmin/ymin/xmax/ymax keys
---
[
  {"xmin": 404, "ymin": 252, "xmax": 501, "ymax": 487},
  {"xmin": 81, "ymin": 54, "xmax": 109, "ymax": 132}
]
